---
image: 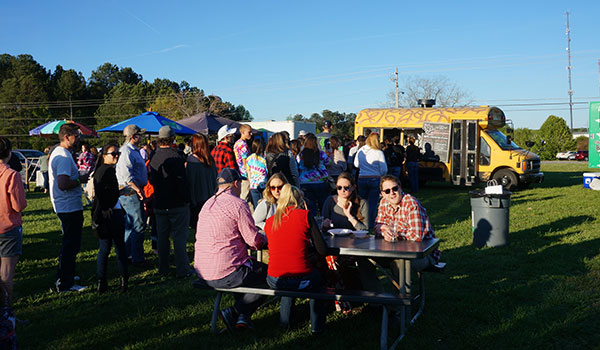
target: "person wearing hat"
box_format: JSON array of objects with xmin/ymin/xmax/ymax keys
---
[
  {"xmin": 116, "ymin": 124, "xmax": 149, "ymax": 267},
  {"xmin": 316, "ymin": 120, "xmax": 333, "ymax": 153},
  {"xmin": 194, "ymin": 168, "xmax": 268, "ymax": 330},
  {"xmin": 211, "ymin": 125, "xmax": 238, "ymax": 174},
  {"xmin": 148, "ymin": 126, "xmax": 193, "ymax": 278}
]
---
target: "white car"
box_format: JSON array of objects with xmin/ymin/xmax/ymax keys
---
[{"xmin": 556, "ymin": 151, "xmax": 576, "ymax": 160}]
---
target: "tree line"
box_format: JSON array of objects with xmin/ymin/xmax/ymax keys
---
[{"xmin": 0, "ymin": 54, "xmax": 252, "ymax": 148}]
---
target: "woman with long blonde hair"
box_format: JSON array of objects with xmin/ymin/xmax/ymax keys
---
[
  {"xmin": 264, "ymin": 184, "xmax": 328, "ymax": 334},
  {"xmin": 353, "ymin": 133, "xmax": 387, "ymax": 228}
]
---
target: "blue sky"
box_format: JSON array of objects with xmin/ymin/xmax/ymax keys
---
[{"xmin": 3, "ymin": 0, "xmax": 600, "ymax": 129}]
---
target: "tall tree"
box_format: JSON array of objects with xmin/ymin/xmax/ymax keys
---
[
  {"xmin": 387, "ymin": 75, "xmax": 472, "ymax": 108},
  {"xmin": 88, "ymin": 63, "xmax": 142, "ymax": 99},
  {"xmin": 94, "ymin": 82, "xmax": 149, "ymax": 129},
  {"xmin": 533, "ymin": 115, "xmax": 575, "ymax": 160}
]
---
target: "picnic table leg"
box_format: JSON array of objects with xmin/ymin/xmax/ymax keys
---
[
  {"xmin": 397, "ymin": 259, "xmax": 407, "ymax": 339},
  {"xmin": 404, "ymin": 259, "xmax": 412, "ymax": 326},
  {"xmin": 410, "ymin": 272, "xmax": 425, "ymax": 325},
  {"xmin": 211, "ymin": 292, "xmax": 223, "ymax": 334},
  {"xmin": 380, "ymin": 306, "xmax": 388, "ymax": 350}
]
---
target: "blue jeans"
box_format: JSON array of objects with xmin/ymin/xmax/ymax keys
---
[
  {"xmin": 97, "ymin": 209, "xmax": 128, "ymax": 279},
  {"xmin": 300, "ymin": 182, "xmax": 329, "ymax": 217},
  {"xmin": 205, "ymin": 260, "xmax": 268, "ymax": 317},
  {"xmin": 267, "ymin": 269, "xmax": 326, "ymax": 332},
  {"xmin": 406, "ymin": 161, "xmax": 419, "ymax": 194},
  {"xmin": 155, "ymin": 205, "xmax": 191, "ymax": 277},
  {"xmin": 250, "ymin": 188, "xmax": 263, "ymax": 210},
  {"xmin": 388, "ymin": 166, "xmax": 402, "ymax": 180},
  {"xmin": 119, "ymin": 195, "xmax": 146, "ymax": 263},
  {"xmin": 56, "ymin": 210, "xmax": 83, "ymax": 291},
  {"xmin": 358, "ymin": 177, "xmax": 381, "ymax": 229}
]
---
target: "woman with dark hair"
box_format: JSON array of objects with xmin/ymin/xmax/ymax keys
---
[
  {"xmin": 246, "ymin": 138, "xmax": 268, "ymax": 209},
  {"xmin": 321, "ymin": 172, "xmax": 368, "ymax": 230},
  {"xmin": 265, "ymin": 132, "xmax": 298, "ymax": 186},
  {"xmin": 297, "ymin": 133, "xmax": 330, "ymax": 217},
  {"xmin": 92, "ymin": 143, "xmax": 128, "ymax": 293},
  {"xmin": 289, "ymin": 139, "xmax": 301, "ymax": 159},
  {"xmin": 186, "ymin": 133, "xmax": 218, "ymax": 229},
  {"xmin": 325, "ymin": 136, "xmax": 346, "ymax": 181}
]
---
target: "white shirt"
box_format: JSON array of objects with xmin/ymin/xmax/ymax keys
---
[
  {"xmin": 354, "ymin": 145, "xmax": 388, "ymax": 177},
  {"xmin": 49, "ymin": 146, "xmax": 83, "ymax": 213}
]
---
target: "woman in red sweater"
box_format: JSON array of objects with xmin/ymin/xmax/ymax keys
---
[{"xmin": 265, "ymin": 184, "xmax": 328, "ymax": 334}]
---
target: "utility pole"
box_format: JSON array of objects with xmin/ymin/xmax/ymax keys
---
[
  {"xmin": 394, "ymin": 67, "xmax": 399, "ymax": 108},
  {"xmin": 69, "ymin": 95, "xmax": 73, "ymax": 121},
  {"xmin": 566, "ymin": 11, "xmax": 574, "ymax": 132}
]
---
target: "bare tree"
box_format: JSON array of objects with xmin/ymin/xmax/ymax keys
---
[{"xmin": 386, "ymin": 75, "xmax": 472, "ymax": 108}]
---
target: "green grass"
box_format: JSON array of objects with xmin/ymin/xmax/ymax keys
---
[{"xmin": 16, "ymin": 162, "xmax": 600, "ymax": 349}]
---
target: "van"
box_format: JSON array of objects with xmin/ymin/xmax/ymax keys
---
[{"xmin": 354, "ymin": 106, "xmax": 543, "ymax": 190}]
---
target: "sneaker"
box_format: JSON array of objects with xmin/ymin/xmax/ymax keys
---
[
  {"xmin": 219, "ymin": 307, "xmax": 237, "ymax": 332},
  {"xmin": 67, "ymin": 284, "xmax": 88, "ymax": 292},
  {"xmin": 235, "ymin": 314, "xmax": 254, "ymax": 330}
]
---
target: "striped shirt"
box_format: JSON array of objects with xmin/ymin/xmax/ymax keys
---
[
  {"xmin": 194, "ymin": 189, "xmax": 267, "ymax": 281},
  {"xmin": 375, "ymin": 192, "xmax": 440, "ymax": 263}
]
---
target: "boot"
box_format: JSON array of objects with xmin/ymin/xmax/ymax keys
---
[
  {"xmin": 120, "ymin": 276, "xmax": 128, "ymax": 293},
  {"xmin": 97, "ymin": 278, "xmax": 108, "ymax": 293}
]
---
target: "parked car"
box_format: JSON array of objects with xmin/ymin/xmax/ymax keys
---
[
  {"xmin": 15, "ymin": 149, "xmax": 44, "ymax": 159},
  {"xmin": 575, "ymin": 150, "xmax": 588, "ymax": 161},
  {"xmin": 556, "ymin": 151, "xmax": 576, "ymax": 160},
  {"xmin": 11, "ymin": 150, "xmax": 29, "ymax": 184}
]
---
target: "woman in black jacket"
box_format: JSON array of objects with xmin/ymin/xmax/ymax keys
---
[{"xmin": 92, "ymin": 143, "xmax": 128, "ymax": 293}]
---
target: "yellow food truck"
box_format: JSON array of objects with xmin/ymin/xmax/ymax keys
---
[{"xmin": 354, "ymin": 106, "xmax": 544, "ymax": 190}]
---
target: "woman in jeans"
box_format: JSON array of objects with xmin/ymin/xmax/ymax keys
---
[
  {"xmin": 92, "ymin": 143, "xmax": 128, "ymax": 293},
  {"xmin": 265, "ymin": 184, "xmax": 328, "ymax": 334},
  {"xmin": 186, "ymin": 133, "xmax": 217, "ymax": 229},
  {"xmin": 246, "ymin": 138, "xmax": 268, "ymax": 209},
  {"xmin": 297, "ymin": 133, "xmax": 330, "ymax": 217},
  {"xmin": 354, "ymin": 133, "xmax": 387, "ymax": 229}
]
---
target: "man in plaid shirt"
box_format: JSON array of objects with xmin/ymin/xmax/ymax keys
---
[
  {"xmin": 374, "ymin": 175, "xmax": 441, "ymax": 270},
  {"xmin": 211, "ymin": 125, "xmax": 239, "ymax": 174}
]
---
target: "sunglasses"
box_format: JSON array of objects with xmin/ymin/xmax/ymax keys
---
[
  {"xmin": 336, "ymin": 185, "xmax": 351, "ymax": 191},
  {"xmin": 107, "ymin": 152, "xmax": 120, "ymax": 157},
  {"xmin": 381, "ymin": 185, "xmax": 399, "ymax": 194},
  {"xmin": 270, "ymin": 185, "xmax": 284, "ymax": 191}
]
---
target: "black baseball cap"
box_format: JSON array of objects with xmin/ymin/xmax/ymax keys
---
[{"xmin": 217, "ymin": 168, "xmax": 242, "ymax": 185}]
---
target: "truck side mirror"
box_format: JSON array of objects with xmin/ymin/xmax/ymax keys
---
[
  {"xmin": 506, "ymin": 127, "xmax": 514, "ymax": 134},
  {"xmin": 506, "ymin": 135, "xmax": 512, "ymax": 145},
  {"xmin": 525, "ymin": 141, "xmax": 535, "ymax": 148}
]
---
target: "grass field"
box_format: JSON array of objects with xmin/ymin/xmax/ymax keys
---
[{"xmin": 15, "ymin": 162, "xmax": 600, "ymax": 349}]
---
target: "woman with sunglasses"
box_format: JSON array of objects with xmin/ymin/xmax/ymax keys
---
[
  {"xmin": 252, "ymin": 173, "xmax": 288, "ymax": 230},
  {"xmin": 92, "ymin": 143, "xmax": 129, "ymax": 293},
  {"xmin": 321, "ymin": 172, "xmax": 368, "ymax": 231}
]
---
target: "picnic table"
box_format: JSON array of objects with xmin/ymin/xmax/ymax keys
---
[{"xmin": 325, "ymin": 234, "xmax": 440, "ymax": 348}]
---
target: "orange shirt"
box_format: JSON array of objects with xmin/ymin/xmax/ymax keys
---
[{"xmin": 0, "ymin": 163, "xmax": 27, "ymax": 234}]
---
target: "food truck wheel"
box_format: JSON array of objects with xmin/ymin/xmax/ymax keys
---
[{"xmin": 493, "ymin": 169, "xmax": 518, "ymax": 191}]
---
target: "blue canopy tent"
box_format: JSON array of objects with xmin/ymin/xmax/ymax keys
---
[{"xmin": 98, "ymin": 111, "xmax": 197, "ymax": 135}]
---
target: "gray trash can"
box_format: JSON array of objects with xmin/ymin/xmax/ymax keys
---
[{"xmin": 470, "ymin": 190, "xmax": 511, "ymax": 248}]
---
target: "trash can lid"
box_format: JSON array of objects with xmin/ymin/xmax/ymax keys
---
[{"xmin": 469, "ymin": 190, "xmax": 512, "ymax": 198}]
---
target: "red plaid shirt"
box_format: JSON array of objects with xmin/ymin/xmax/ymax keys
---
[
  {"xmin": 375, "ymin": 192, "xmax": 440, "ymax": 263},
  {"xmin": 211, "ymin": 142, "xmax": 238, "ymax": 174}
]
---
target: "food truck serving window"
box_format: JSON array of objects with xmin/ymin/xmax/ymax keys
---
[{"xmin": 485, "ymin": 129, "xmax": 521, "ymax": 150}]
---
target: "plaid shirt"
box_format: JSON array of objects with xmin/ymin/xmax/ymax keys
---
[
  {"xmin": 77, "ymin": 151, "xmax": 95, "ymax": 173},
  {"xmin": 375, "ymin": 192, "xmax": 440, "ymax": 263},
  {"xmin": 211, "ymin": 141, "xmax": 238, "ymax": 174}
]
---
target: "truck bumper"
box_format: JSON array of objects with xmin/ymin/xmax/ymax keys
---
[{"xmin": 519, "ymin": 172, "xmax": 544, "ymax": 184}]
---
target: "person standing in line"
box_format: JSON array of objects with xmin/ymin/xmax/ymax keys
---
[
  {"xmin": 265, "ymin": 132, "xmax": 298, "ymax": 186},
  {"xmin": 405, "ymin": 136, "xmax": 421, "ymax": 194},
  {"xmin": 77, "ymin": 142, "xmax": 95, "ymax": 177},
  {"xmin": 39, "ymin": 146, "xmax": 50, "ymax": 194},
  {"xmin": 316, "ymin": 120, "xmax": 333, "ymax": 152},
  {"xmin": 49, "ymin": 124, "xmax": 88, "ymax": 292},
  {"xmin": 246, "ymin": 138, "xmax": 268, "ymax": 209},
  {"xmin": 211, "ymin": 125, "xmax": 238, "ymax": 174},
  {"xmin": 0, "ymin": 137, "xmax": 27, "ymax": 303},
  {"xmin": 92, "ymin": 144, "xmax": 129, "ymax": 293},
  {"xmin": 326, "ymin": 136, "xmax": 346, "ymax": 182},
  {"xmin": 297, "ymin": 133, "xmax": 330, "ymax": 217},
  {"xmin": 194, "ymin": 168, "xmax": 268, "ymax": 330},
  {"xmin": 150, "ymin": 126, "xmax": 193, "ymax": 279},
  {"xmin": 234, "ymin": 124, "xmax": 253, "ymax": 205},
  {"xmin": 186, "ymin": 133, "xmax": 217, "ymax": 230},
  {"xmin": 347, "ymin": 135, "xmax": 366, "ymax": 180},
  {"xmin": 115, "ymin": 124, "xmax": 148, "ymax": 267},
  {"xmin": 354, "ymin": 133, "xmax": 387, "ymax": 229}
]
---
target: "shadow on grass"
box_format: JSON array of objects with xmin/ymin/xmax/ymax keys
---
[
  {"xmin": 538, "ymin": 170, "xmax": 586, "ymax": 189},
  {"xmin": 421, "ymin": 214, "xmax": 600, "ymax": 348}
]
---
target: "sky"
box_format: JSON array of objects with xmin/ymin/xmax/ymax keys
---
[{"xmin": 2, "ymin": 0, "xmax": 600, "ymax": 129}]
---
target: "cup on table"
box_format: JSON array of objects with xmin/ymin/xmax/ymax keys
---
[{"xmin": 390, "ymin": 222, "xmax": 398, "ymax": 242}]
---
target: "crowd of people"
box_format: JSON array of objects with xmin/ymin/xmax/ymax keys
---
[{"xmin": 0, "ymin": 120, "xmax": 441, "ymax": 343}]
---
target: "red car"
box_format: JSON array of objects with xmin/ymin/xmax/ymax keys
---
[{"xmin": 575, "ymin": 150, "xmax": 588, "ymax": 161}]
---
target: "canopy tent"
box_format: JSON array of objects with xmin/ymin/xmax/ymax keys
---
[
  {"xmin": 177, "ymin": 112, "xmax": 256, "ymax": 135},
  {"xmin": 98, "ymin": 111, "xmax": 197, "ymax": 135},
  {"xmin": 29, "ymin": 120, "xmax": 98, "ymax": 137}
]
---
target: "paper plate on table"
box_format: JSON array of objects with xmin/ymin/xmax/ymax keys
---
[
  {"xmin": 352, "ymin": 230, "xmax": 369, "ymax": 238},
  {"xmin": 328, "ymin": 228, "xmax": 352, "ymax": 236}
]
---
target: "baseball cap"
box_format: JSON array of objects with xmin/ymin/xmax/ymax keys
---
[
  {"xmin": 217, "ymin": 125, "xmax": 237, "ymax": 142},
  {"xmin": 217, "ymin": 168, "xmax": 242, "ymax": 185},
  {"xmin": 158, "ymin": 125, "xmax": 175, "ymax": 138},
  {"xmin": 298, "ymin": 130, "xmax": 307, "ymax": 137},
  {"xmin": 123, "ymin": 124, "xmax": 146, "ymax": 137}
]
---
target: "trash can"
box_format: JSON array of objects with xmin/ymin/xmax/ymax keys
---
[{"xmin": 470, "ymin": 190, "xmax": 511, "ymax": 248}]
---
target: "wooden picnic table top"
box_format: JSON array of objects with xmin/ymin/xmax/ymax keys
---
[{"xmin": 324, "ymin": 235, "xmax": 439, "ymax": 260}]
